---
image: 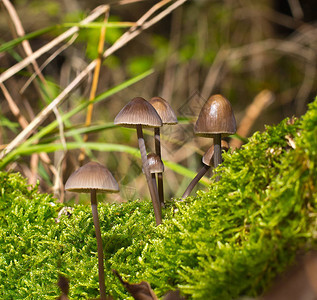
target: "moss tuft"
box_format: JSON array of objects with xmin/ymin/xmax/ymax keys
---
[{"xmin": 1, "ymin": 98, "xmax": 317, "ymax": 299}]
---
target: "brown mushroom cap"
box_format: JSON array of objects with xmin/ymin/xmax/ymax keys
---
[
  {"xmin": 114, "ymin": 97, "xmax": 162, "ymax": 128},
  {"xmin": 149, "ymin": 97, "xmax": 178, "ymax": 125},
  {"xmin": 202, "ymin": 141, "xmax": 229, "ymax": 166},
  {"xmin": 194, "ymin": 94, "xmax": 236, "ymax": 137},
  {"xmin": 142, "ymin": 153, "xmax": 164, "ymax": 174},
  {"xmin": 65, "ymin": 162, "xmax": 119, "ymax": 193}
]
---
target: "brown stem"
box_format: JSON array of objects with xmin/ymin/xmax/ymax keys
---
[
  {"xmin": 151, "ymin": 173, "xmax": 160, "ymax": 207},
  {"xmin": 90, "ymin": 190, "xmax": 107, "ymax": 300},
  {"xmin": 137, "ymin": 125, "xmax": 162, "ymax": 225},
  {"xmin": 182, "ymin": 164, "xmax": 210, "ymax": 199},
  {"xmin": 213, "ymin": 134, "xmax": 222, "ymax": 182},
  {"xmin": 154, "ymin": 127, "xmax": 164, "ymax": 206}
]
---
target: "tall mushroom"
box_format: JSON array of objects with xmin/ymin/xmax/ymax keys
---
[
  {"xmin": 194, "ymin": 94, "xmax": 236, "ymax": 181},
  {"xmin": 114, "ymin": 97, "xmax": 163, "ymax": 225},
  {"xmin": 149, "ymin": 96, "xmax": 178, "ymax": 206},
  {"xmin": 65, "ymin": 161, "xmax": 119, "ymax": 300},
  {"xmin": 182, "ymin": 141, "xmax": 229, "ymax": 199}
]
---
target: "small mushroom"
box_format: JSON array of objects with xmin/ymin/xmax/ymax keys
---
[
  {"xmin": 65, "ymin": 161, "xmax": 119, "ymax": 300},
  {"xmin": 182, "ymin": 141, "xmax": 229, "ymax": 199},
  {"xmin": 194, "ymin": 94, "xmax": 236, "ymax": 181},
  {"xmin": 149, "ymin": 96, "xmax": 178, "ymax": 206},
  {"xmin": 114, "ymin": 97, "xmax": 163, "ymax": 225},
  {"xmin": 143, "ymin": 153, "xmax": 164, "ymax": 207}
]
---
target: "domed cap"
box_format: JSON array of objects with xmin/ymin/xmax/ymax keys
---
[
  {"xmin": 149, "ymin": 97, "xmax": 178, "ymax": 125},
  {"xmin": 142, "ymin": 153, "xmax": 164, "ymax": 174},
  {"xmin": 202, "ymin": 141, "xmax": 229, "ymax": 166},
  {"xmin": 194, "ymin": 94, "xmax": 236, "ymax": 137},
  {"xmin": 114, "ymin": 97, "xmax": 162, "ymax": 128},
  {"xmin": 65, "ymin": 162, "xmax": 119, "ymax": 193}
]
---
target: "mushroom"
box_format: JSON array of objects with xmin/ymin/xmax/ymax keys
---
[
  {"xmin": 142, "ymin": 153, "xmax": 164, "ymax": 206},
  {"xmin": 114, "ymin": 97, "xmax": 163, "ymax": 225},
  {"xmin": 148, "ymin": 96, "xmax": 178, "ymax": 206},
  {"xmin": 182, "ymin": 141, "xmax": 229, "ymax": 199},
  {"xmin": 194, "ymin": 94, "xmax": 236, "ymax": 181},
  {"xmin": 65, "ymin": 161, "xmax": 119, "ymax": 300}
]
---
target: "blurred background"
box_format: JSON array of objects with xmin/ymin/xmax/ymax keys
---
[{"xmin": 0, "ymin": 0, "xmax": 316, "ymax": 203}]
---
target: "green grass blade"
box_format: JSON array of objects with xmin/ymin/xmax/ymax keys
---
[
  {"xmin": 0, "ymin": 69, "xmax": 154, "ymax": 169},
  {"xmin": 0, "ymin": 26, "xmax": 58, "ymax": 53},
  {"xmin": 25, "ymin": 69, "xmax": 154, "ymax": 146},
  {"xmin": 63, "ymin": 22, "xmax": 135, "ymax": 29},
  {"xmin": 11, "ymin": 141, "xmax": 209, "ymax": 185}
]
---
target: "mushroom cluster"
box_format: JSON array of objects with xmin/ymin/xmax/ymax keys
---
[
  {"xmin": 63, "ymin": 93, "xmax": 236, "ymax": 298},
  {"xmin": 114, "ymin": 96, "xmax": 177, "ymax": 225}
]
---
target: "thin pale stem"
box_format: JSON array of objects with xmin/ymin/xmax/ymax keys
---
[
  {"xmin": 90, "ymin": 190, "xmax": 107, "ymax": 300},
  {"xmin": 137, "ymin": 125, "xmax": 162, "ymax": 225},
  {"xmin": 213, "ymin": 134, "xmax": 222, "ymax": 182},
  {"xmin": 182, "ymin": 164, "xmax": 210, "ymax": 199},
  {"xmin": 154, "ymin": 127, "xmax": 164, "ymax": 206}
]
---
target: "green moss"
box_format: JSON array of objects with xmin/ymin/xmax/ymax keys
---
[
  {"xmin": 0, "ymin": 98, "xmax": 317, "ymax": 299},
  {"xmin": 135, "ymin": 99, "xmax": 317, "ymax": 299}
]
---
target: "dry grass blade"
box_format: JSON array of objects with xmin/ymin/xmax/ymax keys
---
[
  {"xmin": 0, "ymin": 82, "xmax": 58, "ymax": 181},
  {"xmin": 136, "ymin": 0, "xmax": 172, "ymax": 25},
  {"xmin": 0, "ymin": 0, "xmax": 188, "ymax": 160},
  {"xmin": 201, "ymin": 48, "xmax": 228, "ymax": 98},
  {"xmin": 2, "ymin": 0, "xmax": 46, "ymax": 85},
  {"xmin": 102, "ymin": 0, "xmax": 188, "ymax": 58},
  {"xmin": 230, "ymin": 90, "xmax": 275, "ymax": 149},
  {"xmin": 0, "ymin": 5, "xmax": 109, "ymax": 84},
  {"xmin": 0, "ymin": 83, "xmax": 29, "ymax": 129},
  {"xmin": 2, "ymin": 0, "xmax": 70, "ymax": 192},
  {"xmin": 20, "ymin": 34, "xmax": 79, "ymax": 94}
]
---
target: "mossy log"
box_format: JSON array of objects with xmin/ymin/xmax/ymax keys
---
[{"xmin": 0, "ymin": 98, "xmax": 317, "ymax": 299}]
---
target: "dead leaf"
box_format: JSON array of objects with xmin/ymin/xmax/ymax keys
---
[{"xmin": 113, "ymin": 269, "xmax": 158, "ymax": 300}]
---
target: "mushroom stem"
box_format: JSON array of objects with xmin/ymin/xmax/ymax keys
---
[
  {"xmin": 151, "ymin": 173, "xmax": 160, "ymax": 207},
  {"xmin": 181, "ymin": 164, "xmax": 210, "ymax": 199},
  {"xmin": 213, "ymin": 134, "xmax": 222, "ymax": 182},
  {"xmin": 137, "ymin": 125, "xmax": 162, "ymax": 225},
  {"xmin": 90, "ymin": 190, "xmax": 107, "ymax": 300},
  {"xmin": 154, "ymin": 127, "xmax": 164, "ymax": 206}
]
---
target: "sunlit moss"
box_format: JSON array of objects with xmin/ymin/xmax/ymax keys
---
[{"xmin": 0, "ymin": 98, "xmax": 316, "ymax": 299}]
